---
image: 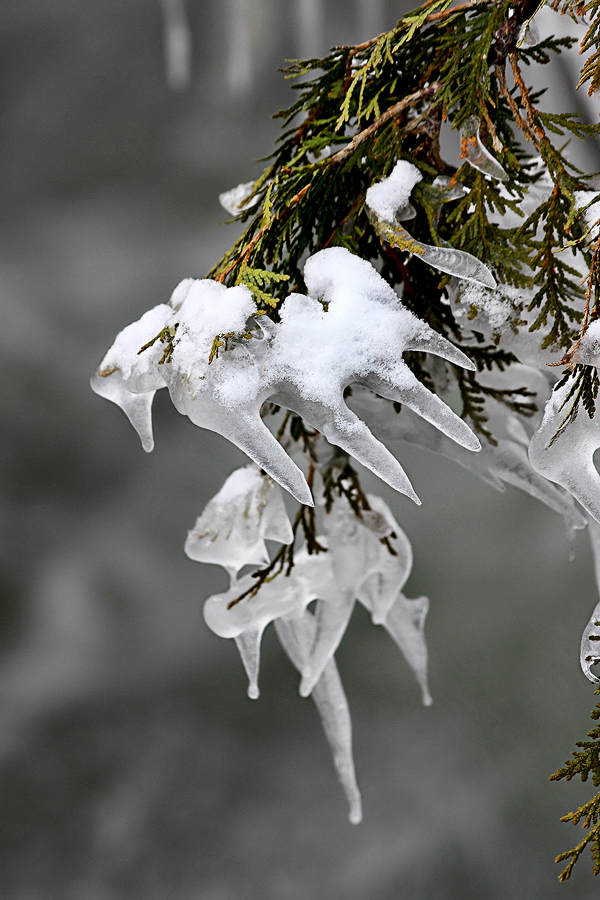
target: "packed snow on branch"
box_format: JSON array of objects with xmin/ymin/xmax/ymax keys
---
[{"xmin": 92, "ymin": 246, "xmax": 482, "ymax": 507}]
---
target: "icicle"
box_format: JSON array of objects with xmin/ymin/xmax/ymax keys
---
[
  {"xmin": 459, "ymin": 116, "xmax": 508, "ymax": 182},
  {"xmin": 385, "ymin": 595, "xmax": 432, "ymax": 706},
  {"xmin": 235, "ymin": 628, "xmax": 262, "ymax": 698},
  {"xmin": 360, "ymin": 587, "xmax": 432, "ymax": 706},
  {"xmin": 185, "ymin": 465, "xmax": 293, "ymax": 581},
  {"xmin": 301, "ymin": 493, "xmax": 414, "ymax": 694},
  {"xmin": 299, "ymin": 596, "xmax": 356, "ymax": 697},
  {"xmin": 90, "ymin": 303, "xmax": 172, "ymax": 450},
  {"xmin": 90, "ymin": 371, "xmax": 157, "ymax": 453},
  {"xmin": 366, "ymin": 162, "xmax": 497, "ymax": 288},
  {"xmin": 158, "ymin": 0, "xmax": 192, "ymax": 91},
  {"xmin": 275, "ymin": 612, "xmax": 363, "ymax": 824}
]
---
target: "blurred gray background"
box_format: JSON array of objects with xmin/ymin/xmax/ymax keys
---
[{"xmin": 1, "ymin": 1, "xmax": 600, "ymax": 897}]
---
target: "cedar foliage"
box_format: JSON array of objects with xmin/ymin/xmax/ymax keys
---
[
  {"xmin": 209, "ymin": 1, "xmax": 600, "ymax": 876},
  {"xmin": 551, "ymin": 686, "xmax": 600, "ymax": 881}
]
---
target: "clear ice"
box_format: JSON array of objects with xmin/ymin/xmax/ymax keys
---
[
  {"xmin": 366, "ymin": 161, "xmax": 497, "ymax": 288},
  {"xmin": 529, "ymin": 327, "xmax": 600, "ymax": 525},
  {"xmin": 275, "ymin": 611, "xmax": 363, "ymax": 824},
  {"xmin": 580, "ymin": 514, "xmax": 600, "ymax": 683},
  {"xmin": 197, "ymin": 479, "xmax": 432, "ymax": 816},
  {"xmin": 459, "ymin": 116, "xmax": 508, "ymax": 182},
  {"xmin": 184, "ymin": 465, "xmax": 293, "ymax": 583}
]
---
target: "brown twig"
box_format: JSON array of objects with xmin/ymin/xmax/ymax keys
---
[
  {"xmin": 495, "ymin": 63, "xmax": 541, "ymax": 151},
  {"xmin": 328, "ymin": 83, "xmax": 442, "ymax": 166},
  {"xmin": 509, "ymin": 52, "xmax": 546, "ymax": 142}
]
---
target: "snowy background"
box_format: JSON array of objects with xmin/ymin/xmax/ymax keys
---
[{"xmin": 1, "ymin": 1, "xmax": 600, "ymax": 897}]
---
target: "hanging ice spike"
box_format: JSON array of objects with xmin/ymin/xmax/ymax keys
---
[
  {"xmin": 275, "ymin": 611, "xmax": 363, "ymax": 824},
  {"xmin": 92, "ymin": 247, "xmax": 481, "ymax": 506},
  {"xmin": 300, "ymin": 493, "xmax": 431, "ymax": 704},
  {"xmin": 366, "ymin": 161, "xmax": 497, "ymax": 288}
]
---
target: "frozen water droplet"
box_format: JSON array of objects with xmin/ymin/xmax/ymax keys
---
[{"xmin": 235, "ymin": 628, "xmax": 263, "ymax": 699}]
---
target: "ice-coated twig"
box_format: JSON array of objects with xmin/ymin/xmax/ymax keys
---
[
  {"xmin": 202, "ymin": 547, "xmax": 339, "ymax": 698},
  {"xmin": 185, "ymin": 465, "xmax": 293, "ymax": 583},
  {"xmin": 459, "ymin": 116, "xmax": 508, "ymax": 182},
  {"xmin": 275, "ymin": 611, "xmax": 363, "ymax": 824},
  {"xmin": 366, "ymin": 161, "xmax": 497, "ymax": 288}
]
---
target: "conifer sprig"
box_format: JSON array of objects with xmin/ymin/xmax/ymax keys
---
[{"xmin": 551, "ymin": 687, "xmax": 600, "ymax": 880}]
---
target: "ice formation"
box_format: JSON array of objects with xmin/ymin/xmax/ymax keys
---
[
  {"xmin": 580, "ymin": 514, "xmax": 600, "ymax": 683},
  {"xmin": 92, "ymin": 247, "xmax": 482, "ymax": 507},
  {"xmin": 459, "ymin": 116, "xmax": 508, "ymax": 182},
  {"xmin": 184, "ymin": 464, "xmax": 293, "ymax": 583},
  {"xmin": 529, "ymin": 322, "xmax": 600, "ymax": 525},
  {"xmin": 196, "ymin": 479, "xmax": 430, "ymax": 820},
  {"xmin": 91, "ymin": 145, "xmax": 600, "ymax": 818},
  {"xmin": 347, "ymin": 387, "xmax": 586, "ymax": 535},
  {"xmin": 366, "ymin": 161, "xmax": 497, "ymax": 288}
]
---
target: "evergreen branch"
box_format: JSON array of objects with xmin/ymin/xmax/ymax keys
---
[
  {"xmin": 330, "ymin": 83, "xmax": 442, "ymax": 163},
  {"xmin": 551, "ymin": 686, "xmax": 600, "ymax": 880}
]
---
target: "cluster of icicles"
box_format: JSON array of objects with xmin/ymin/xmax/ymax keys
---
[{"xmin": 92, "ymin": 118, "xmax": 600, "ymax": 822}]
